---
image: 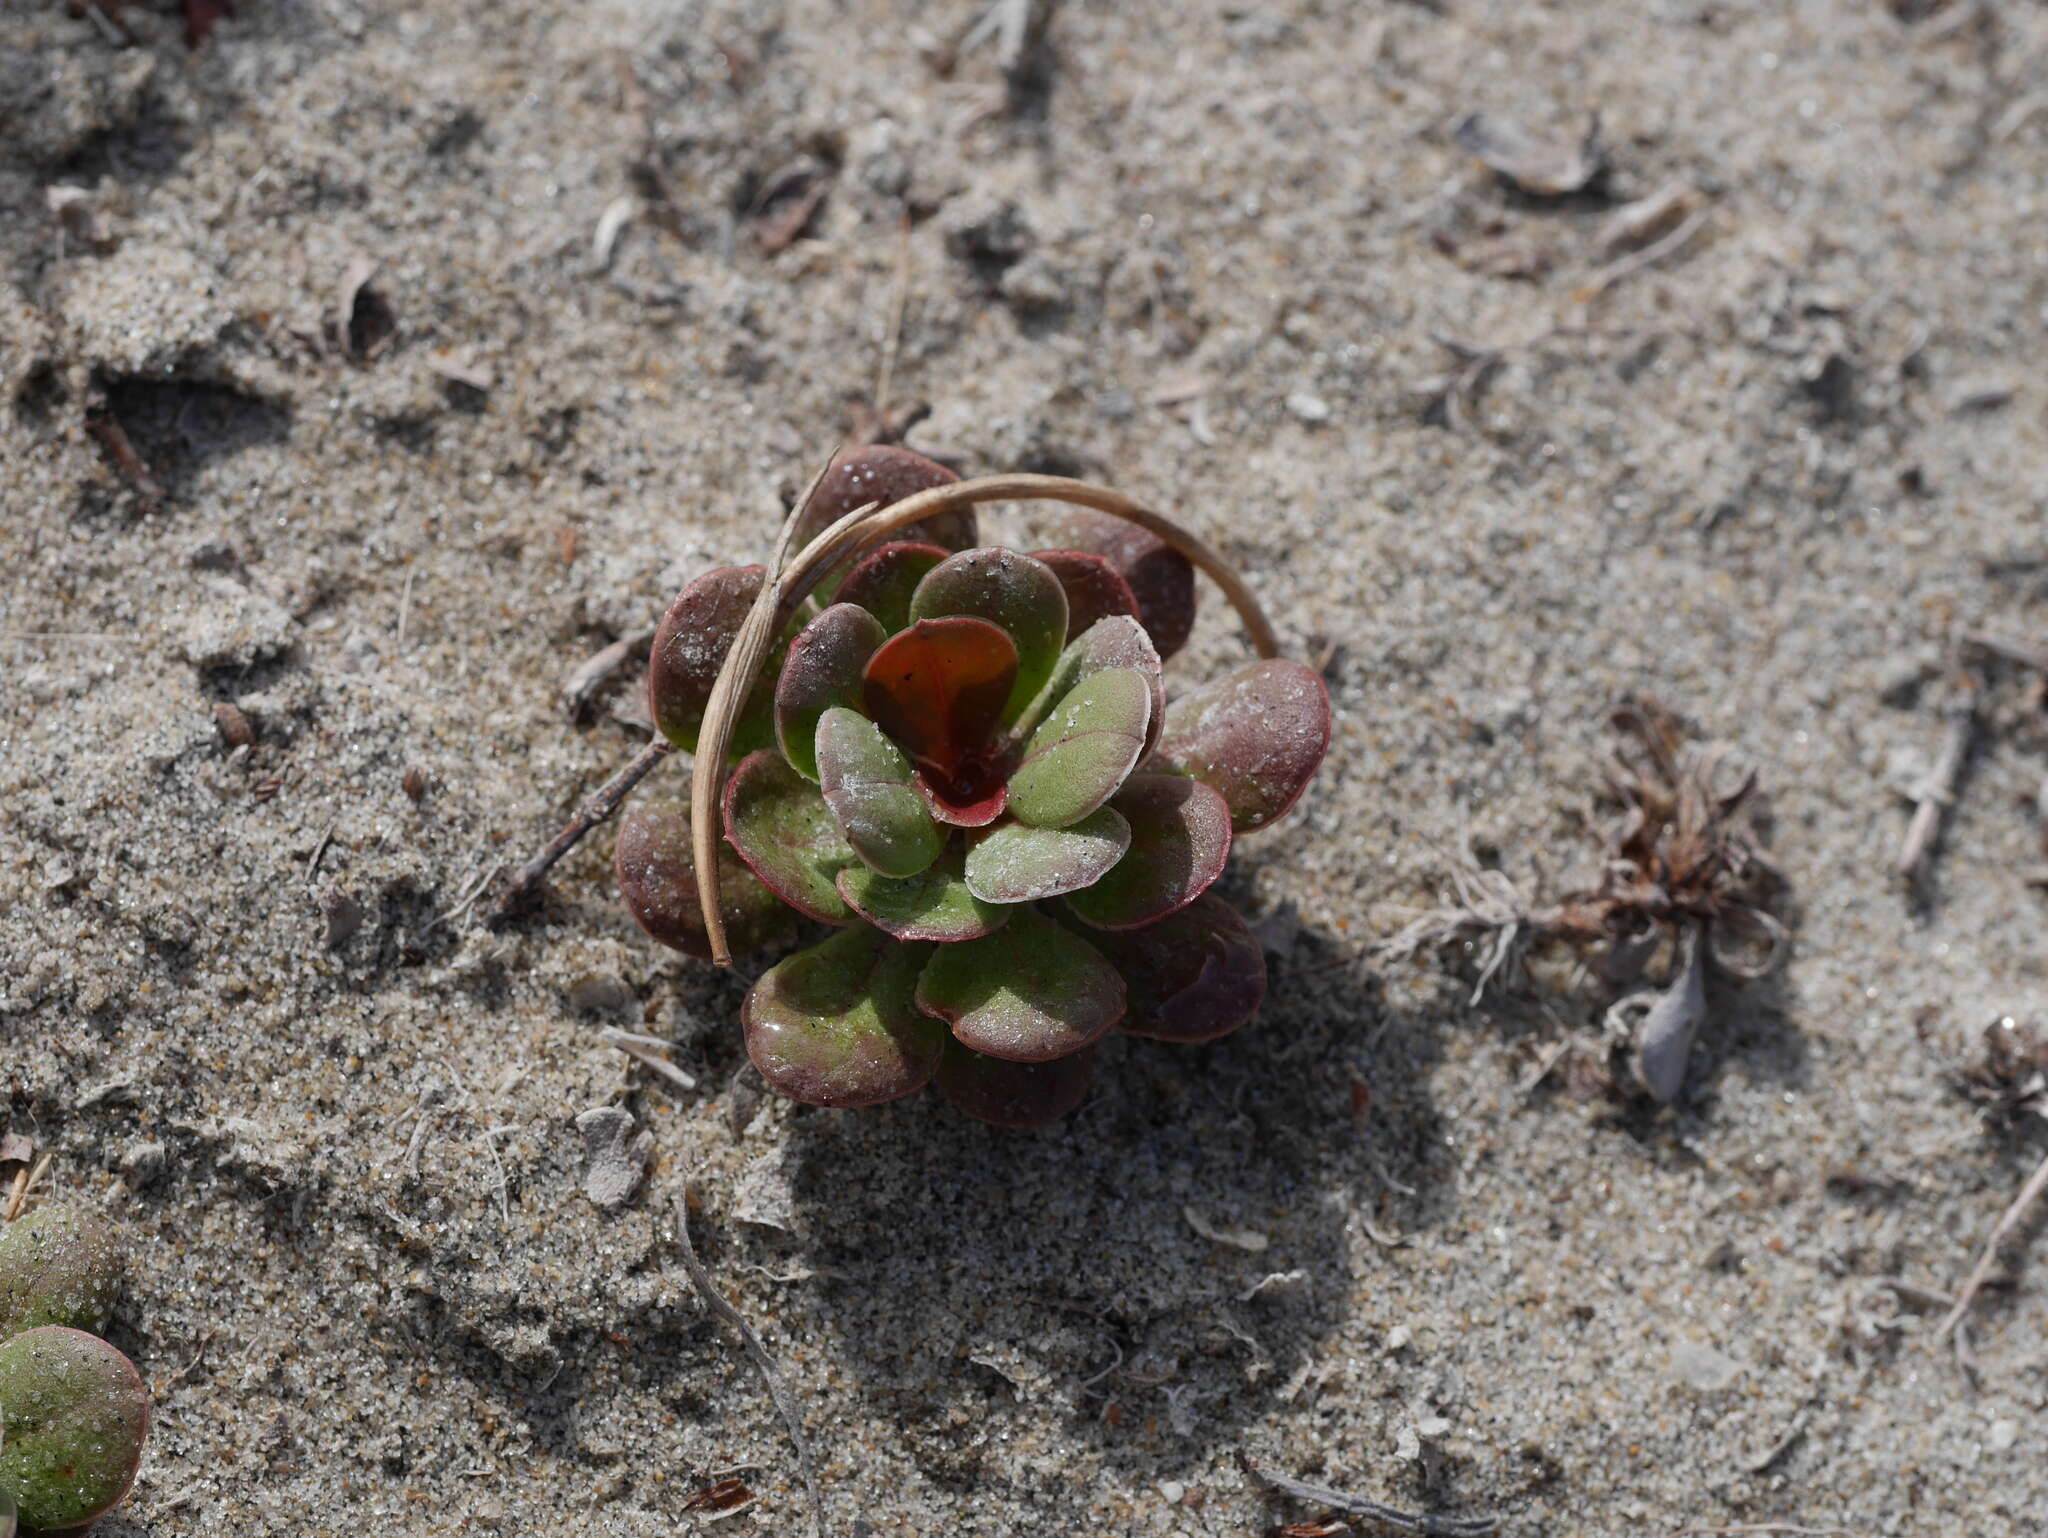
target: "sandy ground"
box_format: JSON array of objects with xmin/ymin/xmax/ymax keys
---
[{"xmin": 4, "ymin": 1, "xmax": 2048, "ymax": 1533}]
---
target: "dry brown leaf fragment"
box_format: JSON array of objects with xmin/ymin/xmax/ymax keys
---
[
  {"xmin": 681, "ymin": 1477, "xmax": 756, "ymax": 1513},
  {"xmin": 1453, "ymin": 110, "xmax": 1606, "ymax": 196}
]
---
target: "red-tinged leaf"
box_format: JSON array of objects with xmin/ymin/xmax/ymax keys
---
[
  {"xmin": 743, "ymin": 925, "xmax": 944, "ymax": 1109},
  {"xmin": 915, "ymin": 904, "xmax": 1124, "ymax": 1061},
  {"xmin": 816, "ymin": 706, "xmax": 944, "ymax": 877},
  {"xmin": 722, "ymin": 750, "xmax": 857, "ymax": 923},
  {"xmin": 916, "ymin": 770, "xmax": 1008, "ymax": 827},
  {"xmin": 1063, "ymin": 774, "xmax": 1231, "ymax": 930},
  {"xmin": 1089, "ymin": 893, "xmax": 1266, "ymax": 1043},
  {"xmin": 616, "ymin": 799, "xmax": 796, "ymax": 960},
  {"xmin": 964, "ymin": 807, "xmax": 1131, "ymax": 903},
  {"xmin": 1030, "ymin": 548, "xmax": 1142, "ymax": 638},
  {"xmin": 909, "ymin": 548, "xmax": 1069, "ymax": 722},
  {"xmin": 682, "ymin": 1478, "xmax": 755, "ymax": 1514},
  {"xmin": 1152, "ymin": 660, "xmax": 1332, "ymax": 833},
  {"xmin": 835, "ymin": 540, "xmax": 949, "ymax": 635},
  {"xmin": 935, "ymin": 1037, "xmax": 1097, "ymax": 1128},
  {"xmin": 649, "ymin": 565, "xmax": 778, "ymax": 757},
  {"xmin": 837, "ymin": 847, "xmax": 1010, "ymax": 942},
  {"xmin": 1034, "ymin": 508, "xmax": 1197, "ymax": 659},
  {"xmin": 1006, "ymin": 667, "xmax": 1152, "ymax": 828},
  {"xmin": 788, "ymin": 446, "xmax": 971, "ymax": 597},
  {"xmin": 776, "ymin": 603, "xmax": 887, "ymax": 782},
  {"xmin": 861, "ymin": 617, "xmax": 1019, "ymax": 802}
]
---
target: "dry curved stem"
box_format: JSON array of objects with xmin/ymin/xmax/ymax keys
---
[
  {"xmin": 692, "ymin": 470, "xmax": 1286, "ymax": 964},
  {"xmin": 1935, "ymin": 1142, "xmax": 2048, "ymax": 1344},
  {"xmin": 671, "ymin": 1195, "xmax": 827, "ymax": 1538}
]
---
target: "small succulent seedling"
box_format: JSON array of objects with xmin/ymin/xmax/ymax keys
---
[
  {"xmin": 0, "ymin": 1327, "xmax": 149, "ymax": 1533},
  {"xmin": 617, "ymin": 446, "xmax": 1331, "ymax": 1126},
  {"xmin": 0, "ymin": 1207, "xmax": 120, "ymax": 1341}
]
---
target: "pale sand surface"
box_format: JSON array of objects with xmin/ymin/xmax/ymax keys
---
[{"xmin": 4, "ymin": 2, "xmax": 2048, "ymax": 1534}]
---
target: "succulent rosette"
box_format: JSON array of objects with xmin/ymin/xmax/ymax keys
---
[{"xmin": 618, "ymin": 447, "xmax": 1330, "ymax": 1127}]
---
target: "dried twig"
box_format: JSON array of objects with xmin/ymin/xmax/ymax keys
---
[
  {"xmin": 671, "ymin": 1196, "xmax": 826, "ymax": 1538},
  {"xmin": 691, "ymin": 467, "xmax": 1285, "ymax": 963},
  {"xmin": 872, "ymin": 210, "xmax": 914, "ymax": 422},
  {"xmin": 600, "ymin": 1027, "xmax": 698, "ymax": 1093},
  {"xmin": 4, "ymin": 1154, "xmax": 52, "ymax": 1223},
  {"xmin": 1239, "ymin": 1455, "xmax": 1497, "ymax": 1537},
  {"xmin": 1894, "ymin": 684, "xmax": 1978, "ymax": 885},
  {"xmin": 85, "ymin": 398, "xmax": 167, "ymax": 511},
  {"xmin": 487, "ymin": 737, "xmax": 671, "ymax": 924},
  {"xmin": 560, "ymin": 626, "xmax": 657, "ymax": 721},
  {"xmin": 1960, "ymin": 631, "xmax": 2048, "ymax": 674},
  {"xmin": 1934, "ymin": 1143, "xmax": 2048, "ymax": 1341}
]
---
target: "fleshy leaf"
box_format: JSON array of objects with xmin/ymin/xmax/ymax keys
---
[
  {"xmin": 0, "ymin": 1205, "xmax": 120, "ymax": 1339},
  {"xmin": 1006, "ymin": 667, "xmax": 1152, "ymax": 828},
  {"xmin": 1026, "ymin": 614, "xmax": 1166, "ymax": 758},
  {"xmin": 742, "ymin": 924, "xmax": 944, "ymax": 1108},
  {"xmin": 837, "ymin": 846, "xmax": 1010, "ymax": 942},
  {"xmin": 617, "ymin": 798, "xmax": 796, "ymax": 960},
  {"xmin": 722, "ymin": 750, "xmax": 857, "ymax": 922},
  {"xmin": 816, "ymin": 706, "xmax": 944, "ymax": 877},
  {"xmin": 914, "ymin": 905, "xmax": 1124, "ymax": 1061},
  {"xmin": 1063, "ymin": 774, "xmax": 1231, "ymax": 930},
  {"xmin": 648, "ymin": 565, "xmax": 779, "ymax": 756},
  {"xmin": 909, "ymin": 548, "xmax": 1068, "ymax": 722},
  {"xmin": 776, "ymin": 603, "xmax": 888, "ymax": 782},
  {"xmin": 935, "ymin": 1037, "xmax": 1097, "ymax": 1128},
  {"xmin": 1034, "ymin": 508, "xmax": 1197, "ymax": 659},
  {"xmin": 788, "ymin": 446, "xmax": 970, "ymax": 597},
  {"xmin": 1152, "ymin": 659, "xmax": 1333, "ymax": 833},
  {"xmin": 964, "ymin": 806, "xmax": 1131, "ymax": 903},
  {"xmin": 0, "ymin": 1326, "xmax": 150, "ymax": 1533},
  {"xmin": 1031, "ymin": 548, "xmax": 1142, "ymax": 638},
  {"xmin": 862, "ymin": 617, "xmax": 1018, "ymax": 803},
  {"xmin": 835, "ymin": 540, "xmax": 949, "ymax": 635},
  {"xmin": 1087, "ymin": 893, "xmax": 1266, "ymax": 1042}
]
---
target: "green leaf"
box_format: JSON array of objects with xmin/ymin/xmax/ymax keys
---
[
  {"xmin": 964, "ymin": 806, "xmax": 1131, "ymax": 903},
  {"xmin": 837, "ymin": 846, "xmax": 1010, "ymax": 942},
  {"xmin": 1086, "ymin": 893, "xmax": 1266, "ymax": 1043},
  {"xmin": 616, "ymin": 797, "xmax": 797, "ymax": 960},
  {"xmin": 0, "ymin": 1326, "xmax": 150, "ymax": 1532},
  {"xmin": 775, "ymin": 603, "xmax": 888, "ymax": 782},
  {"xmin": 742, "ymin": 925, "xmax": 945, "ymax": 1108},
  {"xmin": 0, "ymin": 1206, "xmax": 120, "ymax": 1340},
  {"xmin": 1153, "ymin": 659, "xmax": 1332, "ymax": 833},
  {"xmin": 815, "ymin": 705, "xmax": 944, "ymax": 877},
  {"xmin": 835, "ymin": 539, "xmax": 949, "ymax": 634},
  {"xmin": 1063, "ymin": 774, "xmax": 1232, "ymax": 930},
  {"xmin": 647, "ymin": 565, "xmax": 780, "ymax": 757},
  {"xmin": 1020, "ymin": 614, "xmax": 1164, "ymax": 754},
  {"xmin": 914, "ymin": 905, "xmax": 1124, "ymax": 1061},
  {"xmin": 909, "ymin": 548, "xmax": 1068, "ymax": 722},
  {"xmin": 934, "ymin": 1037, "xmax": 1097, "ymax": 1128},
  {"xmin": 722, "ymin": 750, "xmax": 857, "ymax": 922},
  {"xmin": 1006, "ymin": 666, "xmax": 1152, "ymax": 828}
]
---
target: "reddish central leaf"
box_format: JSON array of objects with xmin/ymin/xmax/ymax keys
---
[{"xmin": 862, "ymin": 617, "xmax": 1018, "ymax": 801}]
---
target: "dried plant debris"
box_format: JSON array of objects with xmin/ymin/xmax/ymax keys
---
[
  {"xmin": 1453, "ymin": 110, "xmax": 1607, "ymax": 197},
  {"xmin": 748, "ymin": 158, "xmax": 831, "ymax": 256},
  {"xmin": 1378, "ymin": 697, "xmax": 1787, "ymax": 1103},
  {"xmin": 1240, "ymin": 1455, "xmax": 1498, "ymax": 1537},
  {"xmin": 575, "ymin": 1106, "xmax": 653, "ymax": 1208},
  {"xmin": 1951, "ymin": 1017, "xmax": 2048, "ymax": 1124}
]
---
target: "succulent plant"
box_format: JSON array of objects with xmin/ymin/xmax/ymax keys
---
[
  {"xmin": 0, "ymin": 1208, "xmax": 120, "ymax": 1342},
  {"xmin": 617, "ymin": 447, "xmax": 1330, "ymax": 1127},
  {"xmin": 0, "ymin": 1326, "xmax": 149, "ymax": 1533}
]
